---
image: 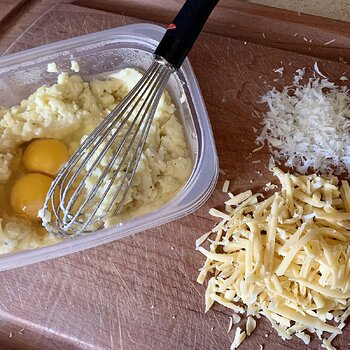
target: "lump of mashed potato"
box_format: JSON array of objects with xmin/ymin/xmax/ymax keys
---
[{"xmin": 0, "ymin": 68, "xmax": 192, "ymax": 254}]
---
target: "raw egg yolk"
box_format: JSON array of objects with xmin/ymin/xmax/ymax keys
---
[
  {"xmin": 22, "ymin": 139, "xmax": 69, "ymax": 176},
  {"xmin": 10, "ymin": 173, "xmax": 53, "ymax": 221}
]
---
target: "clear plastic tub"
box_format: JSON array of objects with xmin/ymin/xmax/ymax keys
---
[{"xmin": 0, "ymin": 23, "xmax": 218, "ymax": 271}]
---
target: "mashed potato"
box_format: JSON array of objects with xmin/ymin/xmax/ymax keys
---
[{"xmin": 0, "ymin": 68, "xmax": 192, "ymax": 254}]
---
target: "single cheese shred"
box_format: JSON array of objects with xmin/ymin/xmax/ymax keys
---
[
  {"xmin": 256, "ymin": 68, "xmax": 350, "ymax": 176},
  {"xmin": 197, "ymin": 168, "xmax": 350, "ymax": 349}
]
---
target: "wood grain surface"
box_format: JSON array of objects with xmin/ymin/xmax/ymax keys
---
[
  {"xmin": 75, "ymin": 0, "xmax": 350, "ymax": 63},
  {"xmin": 1, "ymin": 2, "xmax": 350, "ymax": 350},
  {"xmin": 0, "ymin": 0, "xmax": 28, "ymax": 23},
  {"xmin": 2, "ymin": 0, "xmax": 350, "ymax": 61}
]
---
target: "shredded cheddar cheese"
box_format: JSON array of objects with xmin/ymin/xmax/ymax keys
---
[
  {"xmin": 246, "ymin": 316, "xmax": 256, "ymax": 336},
  {"xmin": 197, "ymin": 167, "xmax": 350, "ymax": 349},
  {"xmin": 230, "ymin": 327, "xmax": 246, "ymax": 350}
]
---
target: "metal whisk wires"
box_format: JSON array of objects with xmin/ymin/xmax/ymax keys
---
[
  {"xmin": 41, "ymin": 0, "xmax": 219, "ymax": 237},
  {"xmin": 41, "ymin": 60, "xmax": 173, "ymax": 237}
]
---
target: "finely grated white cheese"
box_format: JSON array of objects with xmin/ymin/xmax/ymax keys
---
[
  {"xmin": 227, "ymin": 316, "xmax": 233, "ymax": 333},
  {"xmin": 256, "ymin": 67, "xmax": 350, "ymax": 176},
  {"xmin": 324, "ymin": 39, "xmax": 336, "ymax": 46},
  {"xmin": 273, "ymin": 67, "xmax": 284, "ymax": 77},
  {"xmin": 313, "ymin": 62, "xmax": 327, "ymax": 79}
]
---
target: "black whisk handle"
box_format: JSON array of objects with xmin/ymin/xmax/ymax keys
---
[{"xmin": 154, "ymin": 0, "xmax": 219, "ymax": 70}]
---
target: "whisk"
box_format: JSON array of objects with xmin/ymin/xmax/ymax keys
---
[{"xmin": 41, "ymin": 0, "xmax": 219, "ymax": 237}]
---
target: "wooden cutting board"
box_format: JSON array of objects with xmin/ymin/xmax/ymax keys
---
[{"xmin": 1, "ymin": 3, "xmax": 350, "ymax": 350}]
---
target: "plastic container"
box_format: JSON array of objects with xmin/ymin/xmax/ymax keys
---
[{"xmin": 0, "ymin": 23, "xmax": 218, "ymax": 271}]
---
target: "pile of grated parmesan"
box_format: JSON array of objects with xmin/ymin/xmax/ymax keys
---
[
  {"xmin": 256, "ymin": 67, "xmax": 350, "ymax": 176},
  {"xmin": 197, "ymin": 168, "xmax": 350, "ymax": 350}
]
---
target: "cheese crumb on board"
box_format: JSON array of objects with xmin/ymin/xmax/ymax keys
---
[
  {"xmin": 227, "ymin": 316, "xmax": 233, "ymax": 333},
  {"xmin": 256, "ymin": 68, "xmax": 350, "ymax": 176},
  {"xmin": 223, "ymin": 180, "xmax": 230, "ymax": 193},
  {"xmin": 230, "ymin": 327, "xmax": 246, "ymax": 350},
  {"xmin": 273, "ymin": 67, "xmax": 284, "ymax": 77},
  {"xmin": 232, "ymin": 314, "xmax": 241, "ymax": 324},
  {"xmin": 47, "ymin": 62, "xmax": 58, "ymax": 73},
  {"xmin": 313, "ymin": 62, "xmax": 327, "ymax": 79},
  {"xmin": 197, "ymin": 167, "xmax": 350, "ymax": 349},
  {"xmin": 263, "ymin": 182, "xmax": 277, "ymax": 191},
  {"xmin": 324, "ymin": 39, "xmax": 336, "ymax": 46},
  {"xmin": 246, "ymin": 316, "xmax": 256, "ymax": 336},
  {"xmin": 70, "ymin": 60, "xmax": 80, "ymax": 72}
]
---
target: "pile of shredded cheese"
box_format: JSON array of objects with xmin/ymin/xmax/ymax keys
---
[
  {"xmin": 197, "ymin": 168, "xmax": 350, "ymax": 350},
  {"xmin": 256, "ymin": 67, "xmax": 350, "ymax": 176}
]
